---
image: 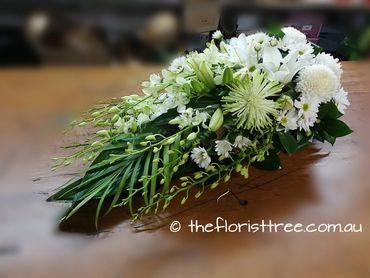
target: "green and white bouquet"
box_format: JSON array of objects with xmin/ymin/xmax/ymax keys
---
[{"xmin": 49, "ymin": 27, "xmax": 352, "ymax": 224}]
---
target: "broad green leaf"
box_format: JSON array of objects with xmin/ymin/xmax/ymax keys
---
[
  {"xmin": 278, "ymin": 131, "xmax": 298, "ymax": 154},
  {"xmin": 325, "ymin": 119, "xmax": 353, "ymax": 137}
]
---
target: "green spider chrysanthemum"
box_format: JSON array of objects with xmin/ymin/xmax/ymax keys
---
[{"xmin": 222, "ymin": 71, "xmax": 283, "ymax": 131}]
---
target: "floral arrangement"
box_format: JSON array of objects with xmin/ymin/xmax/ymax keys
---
[{"xmin": 48, "ymin": 27, "xmax": 352, "ymax": 225}]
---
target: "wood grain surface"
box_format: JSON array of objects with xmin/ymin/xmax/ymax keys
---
[{"xmin": 0, "ymin": 62, "xmax": 369, "ymax": 278}]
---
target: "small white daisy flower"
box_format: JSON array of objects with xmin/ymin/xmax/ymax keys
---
[
  {"xmin": 296, "ymin": 64, "xmax": 340, "ymax": 103},
  {"xmin": 212, "ymin": 30, "xmax": 223, "ymax": 40},
  {"xmin": 277, "ymin": 109, "xmax": 298, "ymax": 132},
  {"xmin": 191, "ymin": 147, "xmax": 211, "ymax": 169},
  {"xmin": 333, "ymin": 88, "xmax": 350, "ymax": 114},
  {"xmin": 233, "ymin": 135, "xmax": 251, "ymax": 149},
  {"xmin": 295, "ymin": 95, "xmax": 320, "ymax": 119},
  {"xmin": 215, "ymin": 140, "xmax": 232, "ymax": 157},
  {"xmin": 294, "ymin": 96, "xmax": 320, "ymax": 131}
]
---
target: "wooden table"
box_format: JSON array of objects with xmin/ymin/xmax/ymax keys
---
[{"xmin": 0, "ymin": 62, "xmax": 369, "ymax": 277}]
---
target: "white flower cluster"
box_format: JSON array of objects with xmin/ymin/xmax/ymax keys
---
[
  {"xmin": 134, "ymin": 27, "xmax": 349, "ymax": 168},
  {"xmin": 191, "ymin": 135, "xmax": 250, "ymax": 169}
]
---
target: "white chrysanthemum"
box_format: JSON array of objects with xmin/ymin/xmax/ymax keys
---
[
  {"xmin": 315, "ymin": 52, "xmax": 342, "ymax": 79},
  {"xmin": 191, "ymin": 147, "xmax": 211, "ymax": 169},
  {"xmin": 281, "ymin": 27, "xmax": 307, "ymax": 49},
  {"xmin": 277, "ymin": 109, "xmax": 298, "ymax": 132},
  {"xmin": 296, "ymin": 65, "xmax": 340, "ymax": 102},
  {"xmin": 294, "ymin": 95, "xmax": 320, "ymax": 132},
  {"xmin": 212, "ymin": 30, "xmax": 223, "ymax": 40},
  {"xmin": 215, "ymin": 140, "xmax": 232, "ymax": 157},
  {"xmin": 333, "ymin": 88, "xmax": 350, "ymax": 114},
  {"xmin": 233, "ymin": 135, "xmax": 251, "ymax": 149},
  {"xmin": 222, "ymin": 71, "xmax": 283, "ymax": 131}
]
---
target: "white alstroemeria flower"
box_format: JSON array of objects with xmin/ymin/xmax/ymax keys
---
[
  {"xmin": 315, "ymin": 52, "xmax": 342, "ymax": 79},
  {"xmin": 333, "ymin": 88, "xmax": 350, "ymax": 114},
  {"xmin": 277, "ymin": 109, "xmax": 298, "ymax": 132},
  {"xmin": 296, "ymin": 64, "xmax": 340, "ymax": 103},
  {"xmin": 212, "ymin": 30, "xmax": 223, "ymax": 40},
  {"xmin": 281, "ymin": 27, "xmax": 307, "ymax": 50},
  {"xmin": 215, "ymin": 140, "xmax": 232, "ymax": 157},
  {"xmin": 233, "ymin": 135, "xmax": 251, "ymax": 149},
  {"xmin": 191, "ymin": 147, "xmax": 211, "ymax": 169}
]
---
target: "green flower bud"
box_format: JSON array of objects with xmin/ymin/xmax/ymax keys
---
[
  {"xmin": 92, "ymin": 111, "xmax": 101, "ymax": 117},
  {"xmin": 111, "ymin": 114, "xmax": 120, "ymax": 123},
  {"xmin": 173, "ymin": 166, "xmax": 179, "ymax": 172},
  {"xmin": 180, "ymin": 140, "xmax": 186, "ymax": 146},
  {"xmin": 96, "ymin": 130, "xmax": 109, "ymax": 137},
  {"xmin": 140, "ymin": 141, "xmax": 149, "ymax": 146},
  {"xmin": 254, "ymin": 43, "xmax": 262, "ymax": 51},
  {"xmin": 277, "ymin": 95, "xmax": 294, "ymax": 110},
  {"xmin": 108, "ymin": 106, "xmax": 120, "ymax": 113},
  {"xmin": 224, "ymin": 174, "xmax": 231, "ymax": 182},
  {"xmin": 91, "ymin": 140, "xmax": 103, "ymax": 148},
  {"xmin": 222, "ymin": 67, "xmax": 234, "ymax": 84},
  {"xmin": 195, "ymin": 191, "xmax": 202, "ymax": 198},
  {"xmin": 240, "ymin": 167, "xmax": 249, "ymax": 179},
  {"xmin": 187, "ymin": 132, "xmax": 197, "ymax": 141},
  {"xmin": 208, "ymin": 108, "xmax": 224, "ymax": 132},
  {"xmin": 179, "ymin": 176, "xmax": 188, "ymax": 181},
  {"xmin": 78, "ymin": 121, "xmax": 87, "ymax": 127},
  {"xmin": 191, "ymin": 80, "xmax": 205, "ymax": 93},
  {"xmin": 270, "ymin": 37, "xmax": 278, "ymax": 47},
  {"xmin": 145, "ymin": 135, "xmax": 156, "ymax": 141},
  {"xmin": 153, "ymin": 147, "xmax": 160, "ymax": 153},
  {"xmin": 164, "ymin": 136, "xmax": 176, "ymax": 145},
  {"xmin": 210, "ymin": 182, "xmax": 219, "ymax": 189},
  {"xmin": 194, "ymin": 172, "xmax": 203, "ymax": 179},
  {"xmin": 236, "ymin": 164, "xmax": 242, "ymax": 172},
  {"xmin": 169, "ymin": 118, "xmax": 180, "ymax": 125}
]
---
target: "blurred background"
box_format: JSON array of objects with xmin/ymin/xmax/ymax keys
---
[{"xmin": 1, "ymin": 0, "xmax": 370, "ymax": 67}]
